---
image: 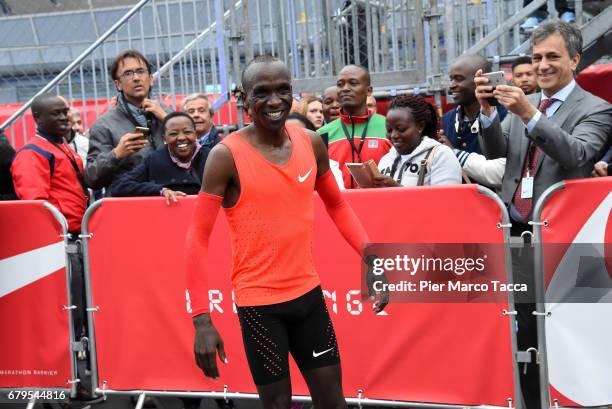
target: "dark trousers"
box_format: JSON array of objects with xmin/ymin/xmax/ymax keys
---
[
  {"xmin": 510, "ymin": 226, "xmax": 542, "ymax": 409},
  {"xmin": 523, "ymin": 0, "xmax": 574, "ymax": 18},
  {"xmin": 67, "ymin": 239, "xmax": 88, "ymax": 341}
]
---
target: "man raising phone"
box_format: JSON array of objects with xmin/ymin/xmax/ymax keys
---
[
  {"xmin": 185, "ymin": 55, "xmax": 387, "ymax": 409},
  {"xmin": 476, "ymin": 20, "xmax": 611, "ymax": 409},
  {"xmin": 85, "ymin": 49, "xmax": 171, "ymax": 194}
]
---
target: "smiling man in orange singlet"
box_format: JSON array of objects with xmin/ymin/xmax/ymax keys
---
[{"xmin": 184, "ymin": 55, "xmax": 387, "ymax": 409}]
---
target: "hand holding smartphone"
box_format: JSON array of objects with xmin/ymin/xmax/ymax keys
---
[
  {"xmin": 134, "ymin": 126, "xmax": 150, "ymax": 139},
  {"xmin": 482, "ymin": 71, "xmax": 506, "ymax": 107}
]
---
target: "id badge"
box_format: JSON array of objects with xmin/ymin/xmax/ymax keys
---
[{"xmin": 521, "ymin": 176, "xmax": 534, "ymax": 199}]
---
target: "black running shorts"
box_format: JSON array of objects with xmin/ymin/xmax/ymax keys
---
[{"xmin": 236, "ymin": 286, "xmax": 340, "ymax": 385}]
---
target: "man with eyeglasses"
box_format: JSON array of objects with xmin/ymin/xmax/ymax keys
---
[{"xmin": 85, "ymin": 49, "xmax": 172, "ymax": 194}]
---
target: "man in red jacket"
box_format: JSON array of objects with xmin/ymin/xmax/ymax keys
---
[
  {"xmin": 11, "ymin": 93, "xmax": 88, "ymax": 232},
  {"xmin": 11, "ymin": 94, "xmax": 91, "ymax": 399}
]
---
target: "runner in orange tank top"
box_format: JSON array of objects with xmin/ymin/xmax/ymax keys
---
[{"xmin": 185, "ymin": 56, "xmax": 388, "ymax": 409}]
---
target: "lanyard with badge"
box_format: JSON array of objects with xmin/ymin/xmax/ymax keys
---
[
  {"xmin": 520, "ymin": 142, "xmax": 537, "ymax": 199},
  {"xmin": 520, "ymin": 95, "xmax": 561, "ymax": 200},
  {"xmin": 341, "ymin": 117, "xmax": 370, "ymax": 163}
]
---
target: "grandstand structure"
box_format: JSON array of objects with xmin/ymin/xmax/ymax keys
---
[{"xmin": 0, "ymin": 0, "xmax": 610, "ymax": 145}]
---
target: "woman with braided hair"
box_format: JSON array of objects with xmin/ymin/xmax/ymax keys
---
[{"xmin": 373, "ymin": 94, "xmax": 462, "ymax": 187}]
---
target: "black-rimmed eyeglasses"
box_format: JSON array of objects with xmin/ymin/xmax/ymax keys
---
[{"xmin": 120, "ymin": 68, "xmax": 149, "ymax": 80}]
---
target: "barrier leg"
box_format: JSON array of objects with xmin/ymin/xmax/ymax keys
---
[{"xmin": 135, "ymin": 392, "xmax": 147, "ymax": 409}]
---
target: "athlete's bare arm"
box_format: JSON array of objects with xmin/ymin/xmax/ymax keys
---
[
  {"xmin": 188, "ymin": 143, "xmax": 240, "ymax": 379},
  {"xmin": 305, "ymin": 129, "xmax": 331, "ymax": 177},
  {"xmin": 201, "ymin": 143, "xmax": 240, "ymax": 207}
]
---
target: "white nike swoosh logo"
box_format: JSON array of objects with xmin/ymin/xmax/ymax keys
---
[
  {"xmin": 312, "ymin": 347, "xmax": 334, "ymax": 358},
  {"xmin": 298, "ymin": 167, "xmax": 313, "ymax": 183}
]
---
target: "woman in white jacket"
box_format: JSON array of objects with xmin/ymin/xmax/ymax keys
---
[{"xmin": 373, "ymin": 95, "xmax": 462, "ymax": 187}]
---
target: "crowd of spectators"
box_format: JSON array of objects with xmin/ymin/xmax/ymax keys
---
[{"xmin": 0, "ymin": 18, "xmax": 611, "ymax": 409}]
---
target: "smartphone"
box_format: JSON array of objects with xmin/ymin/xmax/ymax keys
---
[
  {"xmin": 482, "ymin": 71, "xmax": 506, "ymax": 106},
  {"xmin": 135, "ymin": 127, "xmax": 150, "ymax": 138}
]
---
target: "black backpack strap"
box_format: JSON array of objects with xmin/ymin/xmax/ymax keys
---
[{"xmin": 19, "ymin": 144, "xmax": 55, "ymax": 176}]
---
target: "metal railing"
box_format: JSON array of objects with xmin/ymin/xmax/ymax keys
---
[
  {"xmin": 1, "ymin": 0, "xmax": 604, "ymax": 147},
  {"xmin": 0, "ymin": 0, "xmax": 232, "ymax": 146}
]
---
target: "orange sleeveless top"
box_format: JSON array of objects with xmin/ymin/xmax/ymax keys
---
[{"xmin": 220, "ymin": 124, "xmax": 320, "ymax": 307}]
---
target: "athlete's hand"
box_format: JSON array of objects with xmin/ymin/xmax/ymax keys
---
[
  {"xmin": 193, "ymin": 314, "xmax": 228, "ymax": 379},
  {"xmin": 364, "ymin": 255, "xmax": 389, "ymax": 313}
]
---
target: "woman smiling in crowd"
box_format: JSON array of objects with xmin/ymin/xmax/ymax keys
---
[
  {"xmin": 374, "ymin": 95, "xmax": 461, "ymax": 187},
  {"xmin": 111, "ymin": 111, "xmax": 210, "ymax": 203}
]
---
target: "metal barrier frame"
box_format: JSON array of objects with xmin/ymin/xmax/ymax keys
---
[
  {"xmin": 42, "ymin": 201, "xmax": 79, "ymax": 399},
  {"xmin": 531, "ymin": 181, "xmax": 612, "ymax": 407},
  {"xmin": 98, "ymin": 389, "xmax": 513, "ymax": 409},
  {"xmin": 80, "ymin": 188, "xmax": 520, "ymax": 408},
  {"xmin": 477, "ymin": 185, "xmax": 523, "ymax": 409},
  {"xmin": 80, "ymin": 199, "xmax": 104, "ymax": 398},
  {"xmin": 0, "ymin": 0, "xmax": 150, "ymax": 133},
  {"xmin": 530, "ymin": 181, "xmax": 569, "ymax": 409},
  {"xmin": 0, "ymin": 201, "xmax": 76, "ymax": 404}
]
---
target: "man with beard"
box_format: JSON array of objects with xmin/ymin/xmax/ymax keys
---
[
  {"xmin": 442, "ymin": 54, "xmax": 507, "ymax": 154},
  {"xmin": 185, "ymin": 55, "xmax": 386, "ymax": 409},
  {"xmin": 318, "ymin": 65, "xmax": 391, "ymax": 188}
]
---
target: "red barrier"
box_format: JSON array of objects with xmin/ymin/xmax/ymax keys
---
[
  {"xmin": 84, "ymin": 186, "xmax": 515, "ymax": 405},
  {"xmin": 536, "ymin": 178, "xmax": 612, "ymax": 407},
  {"xmin": 576, "ymin": 63, "xmax": 612, "ymax": 103},
  {"xmin": 0, "ymin": 201, "xmax": 73, "ymax": 389}
]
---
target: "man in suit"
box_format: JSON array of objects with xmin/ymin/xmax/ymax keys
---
[{"xmin": 475, "ymin": 20, "xmax": 612, "ymax": 409}]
